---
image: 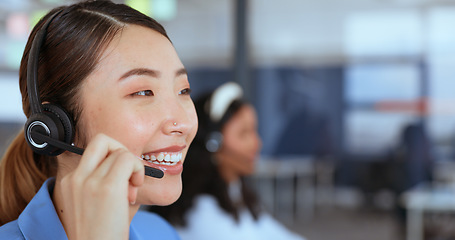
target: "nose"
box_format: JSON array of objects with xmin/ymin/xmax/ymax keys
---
[
  {"xmin": 160, "ymin": 97, "xmax": 196, "ymax": 136},
  {"xmin": 256, "ymin": 132, "xmax": 262, "ymax": 151},
  {"xmin": 253, "ymin": 131, "xmax": 262, "ymax": 154}
]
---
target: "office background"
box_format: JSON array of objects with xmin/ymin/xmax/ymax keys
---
[{"xmin": 2, "ymin": 0, "xmax": 455, "ymax": 239}]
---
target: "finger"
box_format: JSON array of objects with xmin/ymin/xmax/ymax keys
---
[
  {"xmin": 88, "ymin": 148, "xmax": 130, "ymax": 180},
  {"xmin": 90, "ymin": 149, "xmax": 145, "ymax": 186},
  {"xmin": 128, "ymin": 185, "xmax": 138, "ymax": 205},
  {"xmin": 128, "ymin": 157, "xmax": 145, "ymax": 205},
  {"xmin": 102, "ymin": 152, "xmax": 144, "ymax": 204},
  {"xmin": 75, "ymin": 134, "xmax": 127, "ymax": 179},
  {"xmin": 130, "ymin": 156, "xmax": 145, "ymax": 187},
  {"xmin": 78, "ymin": 147, "xmax": 144, "ymax": 206},
  {"xmin": 103, "ymin": 150, "xmax": 144, "ymax": 187},
  {"xmin": 128, "ymin": 157, "xmax": 145, "ymax": 204}
]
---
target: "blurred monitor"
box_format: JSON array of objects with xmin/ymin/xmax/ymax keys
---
[{"xmin": 344, "ymin": 63, "xmax": 420, "ymax": 157}]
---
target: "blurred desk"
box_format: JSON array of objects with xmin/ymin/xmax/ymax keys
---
[
  {"xmin": 401, "ymin": 183, "xmax": 455, "ymax": 240},
  {"xmin": 251, "ymin": 156, "xmax": 315, "ymax": 224}
]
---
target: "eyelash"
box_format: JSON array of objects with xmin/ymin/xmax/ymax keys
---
[
  {"xmin": 132, "ymin": 90, "xmax": 154, "ymax": 96},
  {"xmin": 131, "ymin": 88, "xmax": 191, "ymax": 97},
  {"xmin": 179, "ymin": 88, "xmax": 192, "ymax": 95}
]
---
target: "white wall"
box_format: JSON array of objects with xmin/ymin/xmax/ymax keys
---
[
  {"xmin": 0, "ymin": 72, "xmax": 25, "ymax": 123},
  {"xmin": 162, "ymin": 0, "xmax": 455, "ymax": 67}
]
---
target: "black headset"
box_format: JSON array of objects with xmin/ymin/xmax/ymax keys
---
[{"xmin": 23, "ymin": 9, "xmax": 80, "ymax": 157}]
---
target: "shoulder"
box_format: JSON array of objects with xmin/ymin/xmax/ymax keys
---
[
  {"xmin": 256, "ymin": 213, "xmax": 306, "ymax": 240},
  {"xmin": 176, "ymin": 195, "xmax": 240, "ymax": 240},
  {"xmin": 0, "ymin": 220, "xmax": 24, "ymax": 240},
  {"xmin": 181, "ymin": 195, "xmax": 236, "ymax": 229},
  {"xmin": 133, "ymin": 210, "xmax": 170, "ymax": 225},
  {"xmin": 192, "ymin": 195, "xmax": 222, "ymax": 212},
  {"xmin": 132, "ymin": 211, "xmax": 180, "ymax": 239},
  {"xmin": 186, "ymin": 195, "xmax": 231, "ymax": 220}
]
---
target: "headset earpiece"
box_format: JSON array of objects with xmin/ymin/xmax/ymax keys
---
[
  {"xmin": 25, "ymin": 103, "xmax": 75, "ymax": 156},
  {"xmin": 205, "ymin": 131, "xmax": 223, "ymax": 153},
  {"xmin": 43, "ymin": 103, "xmax": 75, "ymax": 147}
]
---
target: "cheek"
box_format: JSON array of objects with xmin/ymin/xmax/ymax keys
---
[
  {"xmin": 81, "ymin": 105, "xmax": 155, "ymax": 152},
  {"xmin": 118, "ymin": 116, "xmax": 152, "ymax": 151},
  {"xmin": 79, "ymin": 108, "xmax": 109, "ymax": 144},
  {"xmin": 109, "ymin": 113, "xmax": 160, "ymax": 154},
  {"xmin": 225, "ymin": 134, "xmax": 245, "ymax": 154},
  {"xmin": 186, "ymin": 105, "xmax": 199, "ymax": 142}
]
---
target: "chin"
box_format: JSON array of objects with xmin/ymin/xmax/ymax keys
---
[
  {"xmin": 137, "ymin": 174, "xmax": 183, "ymax": 206},
  {"xmin": 243, "ymin": 164, "xmax": 256, "ymax": 176}
]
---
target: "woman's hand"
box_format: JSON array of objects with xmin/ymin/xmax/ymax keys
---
[{"xmin": 59, "ymin": 134, "xmax": 144, "ymax": 240}]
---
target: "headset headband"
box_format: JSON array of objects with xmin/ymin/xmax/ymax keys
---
[
  {"xmin": 206, "ymin": 82, "xmax": 243, "ymax": 123},
  {"xmin": 27, "ymin": 10, "xmax": 62, "ymax": 115}
]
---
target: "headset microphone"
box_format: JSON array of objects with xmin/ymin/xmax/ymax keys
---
[
  {"xmin": 31, "ymin": 131, "xmax": 84, "ymax": 155},
  {"xmin": 30, "ymin": 124, "xmax": 164, "ymax": 178},
  {"xmin": 24, "ymin": 9, "xmax": 164, "ymax": 179}
]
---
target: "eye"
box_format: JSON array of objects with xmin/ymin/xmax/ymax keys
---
[
  {"xmin": 179, "ymin": 88, "xmax": 192, "ymax": 95},
  {"xmin": 132, "ymin": 90, "xmax": 154, "ymax": 97}
]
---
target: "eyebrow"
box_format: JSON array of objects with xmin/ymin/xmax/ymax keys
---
[
  {"xmin": 119, "ymin": 67, "xmax": 187, "ymax": 81},
  {"xmin": 176, "ymin": 68, "xmax": 188, "ymax": 77}
]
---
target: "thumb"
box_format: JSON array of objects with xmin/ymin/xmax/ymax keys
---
[
  {"xmin": 128, "ymin": 184, "xmax": 138, "ymax": 205},
  {"xmin": 128, "ymin": 156, "xmax": 145, "ymax": 205}
]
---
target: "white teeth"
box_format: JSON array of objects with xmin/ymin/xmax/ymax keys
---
[{"xmin": 141, "ymin": 152, "xmax": 182, "ymax": 166}]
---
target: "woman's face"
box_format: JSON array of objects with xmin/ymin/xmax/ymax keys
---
[
  {"xmin": 217, "ymin": 104, "xmax": 262, "ymax": 179},
  {"xmin": 78, "ymin": 25, "xmax": 197, "ymax": 206}
]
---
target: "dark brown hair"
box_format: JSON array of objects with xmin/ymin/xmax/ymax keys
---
[{"xmin": 0, "ymin": 0, "xmax": 169, "ymax": 225}]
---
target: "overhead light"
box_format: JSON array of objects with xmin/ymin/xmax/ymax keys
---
[
  {"xmin": 6, "ymin": 13, "xmax": 29, "ymax": 39},
  {"xmin": 126, "ymin": 0, "xmax": 177, "ymax": 21},
  {"xmin": 152, "ymin": 0, "xmax": 177, "ymax": 21}
]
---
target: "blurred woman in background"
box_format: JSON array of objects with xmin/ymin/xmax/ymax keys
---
[{"xmin": 150, "ymin": 82, "xmax": 305, "ymax": 240}]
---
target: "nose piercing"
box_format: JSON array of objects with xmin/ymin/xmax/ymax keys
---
[{"xmin": 173, "ymin": 122, "xmax": 177, "ymax": 126}]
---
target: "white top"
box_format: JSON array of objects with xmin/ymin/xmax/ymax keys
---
[{"xmin": 176, "ymin": 194, "xmax": 306, "ymax": 240}]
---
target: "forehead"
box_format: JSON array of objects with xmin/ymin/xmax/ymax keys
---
[
  {"xmin": 90, "ymin": 24, "xmax": 182, "ymax": 79},
  {"xmin": 223, "ymin": 105, "xmax": 256, "ymax": 128}
]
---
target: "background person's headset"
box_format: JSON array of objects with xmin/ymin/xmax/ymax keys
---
[
  {"xmin": 204, "ymin": 82, "xmax": 243, "ymax": 153},
  {"xmin": 23, "ymin": 9, "xmax": 163, "ymax": 178}
]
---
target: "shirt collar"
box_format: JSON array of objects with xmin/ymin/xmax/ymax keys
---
[
  {"xmin": 129, "ymin": 223, "xmax": 140, "ymax": 240},
  {"xmin": 17, "ymin": 178, "xmax": 68, "ymax": 240},
  {"xmin": 16, "ymin": 178, "xmax": 147, "ymax": 240}
]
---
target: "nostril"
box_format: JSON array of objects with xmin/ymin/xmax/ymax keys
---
[{"xmin": 171, "ymin": 129, "xmax": 183, "ymax": 134}]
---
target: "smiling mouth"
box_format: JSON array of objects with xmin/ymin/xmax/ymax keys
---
[{"xmin": 141, "ymin": 152, "xmax": 182, "ymax": 166}]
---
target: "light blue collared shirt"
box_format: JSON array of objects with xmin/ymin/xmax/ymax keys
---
[{"xmin": 0, "ymin": 178, "xmax": 180, "ymax": 240}]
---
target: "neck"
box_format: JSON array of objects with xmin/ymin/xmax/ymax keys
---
[
  {"xmin": 52, "ymin": 174, "xmax": 77, "ymax": 237},
  {"xmin": 52, "ymin": 155, "xmax": 78, "ymax": 236},
  {"xmin": 129, "ymin": 203, "xmax": 140, "ymax": 221},
  {"xmin": 216, "ymin": 153, "xmax": 239, "ymax": 183}
]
